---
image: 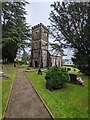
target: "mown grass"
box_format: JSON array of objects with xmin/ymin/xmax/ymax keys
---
[
  {"xmin": 0, "ymin": 71, "xmax": 2, "ymax": 119},
  {"xmin": 1, "ymin": 64, "xmax": 16, "ymax": 115},
  {"xmin": 22, "ymin": 64, "xmax": 29, "ymax": 67},
  {"xmin": 26, "ymin": 70, "xmax": 89, "ymax": 118}
]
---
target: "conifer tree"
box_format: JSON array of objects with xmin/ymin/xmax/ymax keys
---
[
  {"xmin": 2, "ymin": 1, "xmax": 31, "ymax": 63},
  {"xmin": 49, "ymin": 1, "xmax": 90, "ymax": 75}
]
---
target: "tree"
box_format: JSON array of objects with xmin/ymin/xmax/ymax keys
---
[
  {"xmin": 49, "ymin": 1, "xmax": 90, "ymax": 75},
  {"xmin": 72, "ymin": 50, "xmax": 89, "ymax": 75},
  {"xmin": 50, "ymin": 43, "xmax": 64, "ymax": 56},
  {"xmin": 22, "ymin": 50, "xmax": 29, "ymax": 64},
  {"xmin": 2, "ymin": 2, "xmax": 31, "ymax": 63},
  {"xmin": 50, "ymin": 43, "xmax": 65, "ymax": 66}
]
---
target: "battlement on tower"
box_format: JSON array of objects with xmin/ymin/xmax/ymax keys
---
[{"xmin": 32, "ymin": 23, "xmax": 49, "ymax": 32}]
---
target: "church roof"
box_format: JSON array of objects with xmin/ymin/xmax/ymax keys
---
[{"xmin": 48, "ymin": 51, "xmax": 61, "ymax": 57}]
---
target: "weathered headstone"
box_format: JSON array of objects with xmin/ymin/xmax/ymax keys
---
[
  {"xmin": 69, "ymin": 74, "xmax": 77, "ymax": 84},
  {"xmin": 69, "ymin": 74, "xmax": 84, "ymax": 86},
  {"xmin": 7, "ymin": 68, "xmax": 12, "ymax": 71},
  {"xmin": 77, "ymin": 77, "xmax": 84, "ymax": 86},
  {"xmin": 14, "ymin": 64, "xmax": 16, "ymax": 67},
  {"xmin": 46, "ymin": 79, "xmax": 53, "ymax": 91},
  {"xmin": 2, "ymin": 74, "xmax": 9, "ymax": 80},
  {"xmin": 38, "ymin": 68, "xmax": 42, "ymax": 75},
  {"xmin": 0, "ymin": 71, "xmax": 9, "ymax": 80},
  {"xmin": 27, "ymin": 67, "xmax": 30, "ymax": 70},
  {"xmin": 0, "ymin": 71, "xmax": 3, "ymax": 77}
]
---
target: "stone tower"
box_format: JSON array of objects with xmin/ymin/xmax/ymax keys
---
[{"xmin": 31, "ymin": 23, "xmax": 49, "ymax": 68}]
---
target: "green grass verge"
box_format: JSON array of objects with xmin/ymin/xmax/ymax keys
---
[
  {"xmin": 26, "ymin": 71, "xmax": 89, "ymax": 118},
  {"xmin": 0, "ymin": 75, "xmax": 2, "ymax": 119},
  {"xmin": 22, "ymin": 64, "xmax": 29, "ymax": 67},
  {"xmin": 2, "ymin": 64, "xmax": 16, "ymax": 115}
]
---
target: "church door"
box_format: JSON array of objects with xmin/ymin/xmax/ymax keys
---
[{"xmin": 35, "ymin": 61, "xmax": 38, "ymax": 67}]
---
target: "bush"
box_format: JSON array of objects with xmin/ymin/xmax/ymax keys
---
[{"xmin": 45, "ymin": 66, "xmax": 70, "ymax": 90}]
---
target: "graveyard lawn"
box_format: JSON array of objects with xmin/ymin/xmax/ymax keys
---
[
  {"xmin": 0, "ymin": 71, "xmax": 2, "ymax": 119},
  {"xmin": 26, "ymin": 71, "xmax": 89, "ymax": 118},
  {"xmin": 2, "ymin": 64, "xmax": 17, "ymax": 115}
]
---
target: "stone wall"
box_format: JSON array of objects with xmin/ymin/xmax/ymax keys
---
[{"xmin": 51, "ymin": 56, "xmax": 61, "ymax": 67}]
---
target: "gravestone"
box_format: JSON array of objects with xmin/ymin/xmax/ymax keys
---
[
  {"xmin": 46, "ymin": 79, "xmax": 53, "ymax": 91},
  {"xmin": 7, "ymin": 68, "xmax": 12, "ymax": 71},
  {"xmin": 0, "ymin": 71, "xmax": 3, "ymax": 77},
  {"xmin": 14, "ymin": 64, "xmax": 16, "ymax": 67},
  {"xmin": 69, "ymin": 74, "xmax": 84, "ymax": 86},
  {"xmin": 0, "ymin": 71, "xmax": 9, "ymax": 80},
  {"xmin": 38, "ymin": 68, "xmax": 42, "ymax": 75},
  {"xmin": 2, "ymin": 74, "xmax": 9, "ymax": 80},
  {"xmin": 69, "ymin": 74, "xmax": 77, "ymax": 84}
]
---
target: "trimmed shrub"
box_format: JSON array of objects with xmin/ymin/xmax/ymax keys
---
[{"xmin": 45, "ymin": 66, "xmax": 70, "ymax": 90}]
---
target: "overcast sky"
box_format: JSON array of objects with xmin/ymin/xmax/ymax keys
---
[
  {"xmin": 25, "ymin": 2, "xmax": 51, "ymax": 27},
  {"xmin": 25, "ymin": 1, "xmax": 73, "ymax": 59}
]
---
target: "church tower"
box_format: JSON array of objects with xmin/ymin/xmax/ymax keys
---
[{"xmin": 31, "ymin": 23, "xmax": 49, "ymax": 68}]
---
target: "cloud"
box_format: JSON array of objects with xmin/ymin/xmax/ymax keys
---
[{"xmin": 26, "ymin": 0, "xmax": 63, "ymax": 3}]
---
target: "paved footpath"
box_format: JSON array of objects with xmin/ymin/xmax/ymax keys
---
[{"xmin": 4, "ymin": 69, "xmax": 52, "ymax": 118}]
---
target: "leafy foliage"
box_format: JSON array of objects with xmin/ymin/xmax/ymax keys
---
[
  {"xmin": 49, "ymin": 1, "xmax": 90, "ymax": 75},
  {"xmin": 45, "ymin": 66, "xmax": 70, "ymax": 89},
  {"xmin": 50, "ymin": 43, "xmax": 64, "ymax": 56},
  {"xmin": 22, "ymin": 50, "xmax": 30, "ymax": 64},
  {"xmin": 72, "ymin": 51, "xmax": 89, "ymax": 75},
  {"xmin": 2, "ymin": 2, "xmax": 31, "ymax": 63}
]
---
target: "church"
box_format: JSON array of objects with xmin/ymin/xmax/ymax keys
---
[{"xmin": 31, "ymin": 23, "xmax": 61, "ymax": 68}]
